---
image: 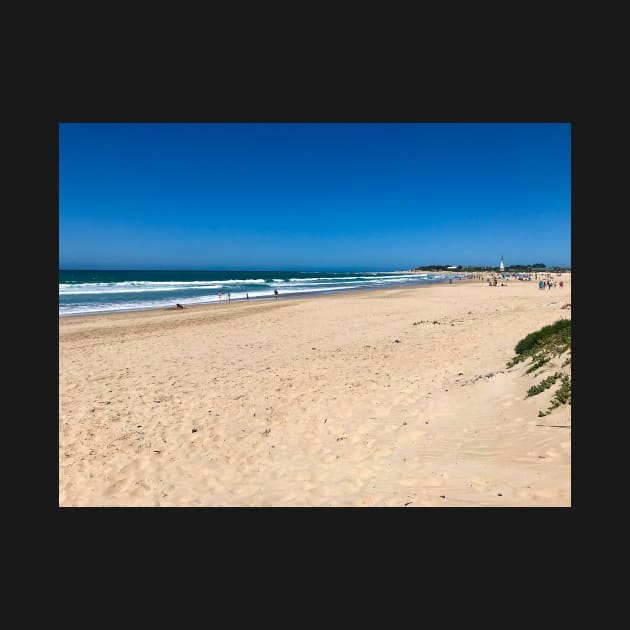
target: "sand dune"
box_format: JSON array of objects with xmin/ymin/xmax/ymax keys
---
[{"xmin": 59, "ymin": 275, "xmax": 571, "ymax": 506}]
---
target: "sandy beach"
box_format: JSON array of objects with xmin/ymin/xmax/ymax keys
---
[{"xmin": 59, "ymin": 274, "xmax": 571, "ymax": 507}]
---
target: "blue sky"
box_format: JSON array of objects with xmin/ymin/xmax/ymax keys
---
[{"xmin": 59, "ymin": 123, "xmax": 571, "ymax": 270}]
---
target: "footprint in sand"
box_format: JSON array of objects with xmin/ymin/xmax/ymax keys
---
[
  {"xmin": 372, "ymin": 448, "xmax": 393, "ymax": 459},
  {"xmin": 104, "ymin": 477, "xmax": 129, "ymax": 496},
  {"xmin": 423, "ymin": 477, "xmax": 447, "ymax": 488},
  {"xmin": 469, "ymin": 476, "xmax": 491, "ymax": 492},
  {"xmin": 544, "ymin": 449, "xmax": 562, "ymax": 459},
  {"xmin": 403, "ymin": 430, "xmax": 426, "ymax": 441},
  {"xmin": 396, "ymin": 478, "xmax": 420, "ymax": 488}
]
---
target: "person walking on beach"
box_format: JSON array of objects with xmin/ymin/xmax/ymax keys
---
[
  {"xmin": 274, "ymin": 288, "xmax": 279, "ymax": 300},
  {"xmin": 246, "ymin": 293, "xmax": 249, "ymax": 300},
  {"xmin": 218, "ymin": 290, "xmax": 222, "ymax": 301},
  {"xmin": 559, "ymin": 280, "xmax": 563, "ymax": 288},
  {"xmin": 228, "ymin": 290, "xmax": 231, "ymax": 302}
]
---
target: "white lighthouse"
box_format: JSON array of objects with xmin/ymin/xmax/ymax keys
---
[{"xmin": 499, "ymin": 256, "xmax": 505, "ymax": 272}]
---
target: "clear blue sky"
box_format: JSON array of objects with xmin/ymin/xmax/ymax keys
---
[{"xmin": 59, "ymin": 123, "xmax": 571, "ymax": 270}]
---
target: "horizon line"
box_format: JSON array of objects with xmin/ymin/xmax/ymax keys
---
[{"xmin": 59, "ymin": 264, "xmax": 572, "ymax": 271}]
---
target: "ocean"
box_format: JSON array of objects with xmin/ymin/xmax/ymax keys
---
[{"xmin": 59, "ymin": 269, "xmax": 453, "ymax": 316}]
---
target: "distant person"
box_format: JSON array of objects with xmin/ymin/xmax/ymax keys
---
[
  {"xmin": 274, "ymin": 288, "xmax": 279, "ymax": 300},
  {"xmin": 449, "ymin": 278, "xmax": 452, "ymax": 284},
  {"xmin": 228, "ymin": 291, "xmax": 231, "ymax": 302},
  {"xmin": 246, "ymin": 293, "xmax": 249, "ymax": 300},
  {"xmin": 218, "ymin": 291, "xmax": 222, "ymax": 301},
  {"xmin": 559, "ymin": 281, "xmax": 563, "ymax": 288}
]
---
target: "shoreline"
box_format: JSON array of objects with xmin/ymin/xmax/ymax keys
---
[
  {"xmin": 59, "ymin": 268, "xmax": 549, "ymax": 319},
  {"xmin": 59, "ymin": 274, "xmax": 474, "ymax": 319}
]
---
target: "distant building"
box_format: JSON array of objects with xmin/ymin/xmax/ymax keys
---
[
  {"xmin": 499, "ymin": 256, "xmax": 505, "ymax": 272},
  {"xmin": 446, "ymin": 265, "xmax": 457, "ymax": 270}
]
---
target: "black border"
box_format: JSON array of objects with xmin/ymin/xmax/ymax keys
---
[{"xmin": 37, "ymin": 66, "xmax": 586, "ymax": 569}]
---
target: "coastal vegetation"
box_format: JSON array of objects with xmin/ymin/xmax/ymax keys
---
[
  {"xmin": 526, "ymin": 372, "xmax": 563, "ymax": 397},
  {"xmin": 526, "ymin": 357, "xmax": 550, "ymax": 373},
  {"xmin": 507, "ymin": 319, "xmax": 572, "ymax": 416},
  {"xmin": 413, "ymin": 263, "xmax": 570, "ymax": 273},
  {"xmin": 538, "ymin": 376, "xmax": 572, "ymax": 416},
  {"xmin": 507, "ymin": 319, "xmax": 571, "ymax": 368}
]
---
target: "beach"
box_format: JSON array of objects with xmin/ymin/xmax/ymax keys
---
[{"xmin": 59, "ymin": 274, "xmax": 571, "ymax": 507}]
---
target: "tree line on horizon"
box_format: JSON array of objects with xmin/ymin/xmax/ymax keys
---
[{"xmin": 413, "ymin": 263, "xmax": 571, "ymax": 272}]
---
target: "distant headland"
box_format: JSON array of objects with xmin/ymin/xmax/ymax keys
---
[{"xmin": 405, "ymin": 263, "xmax": 571, "ymax": 273}]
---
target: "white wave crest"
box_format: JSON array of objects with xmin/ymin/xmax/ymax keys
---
[{"xmin": 59, "ymin": 274, "xmax": 446, "ymax": 316}]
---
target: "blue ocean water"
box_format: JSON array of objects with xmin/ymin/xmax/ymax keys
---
[{"xmin": 59, "ymin": 269, "xmax": 452, "ymax": 316}]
